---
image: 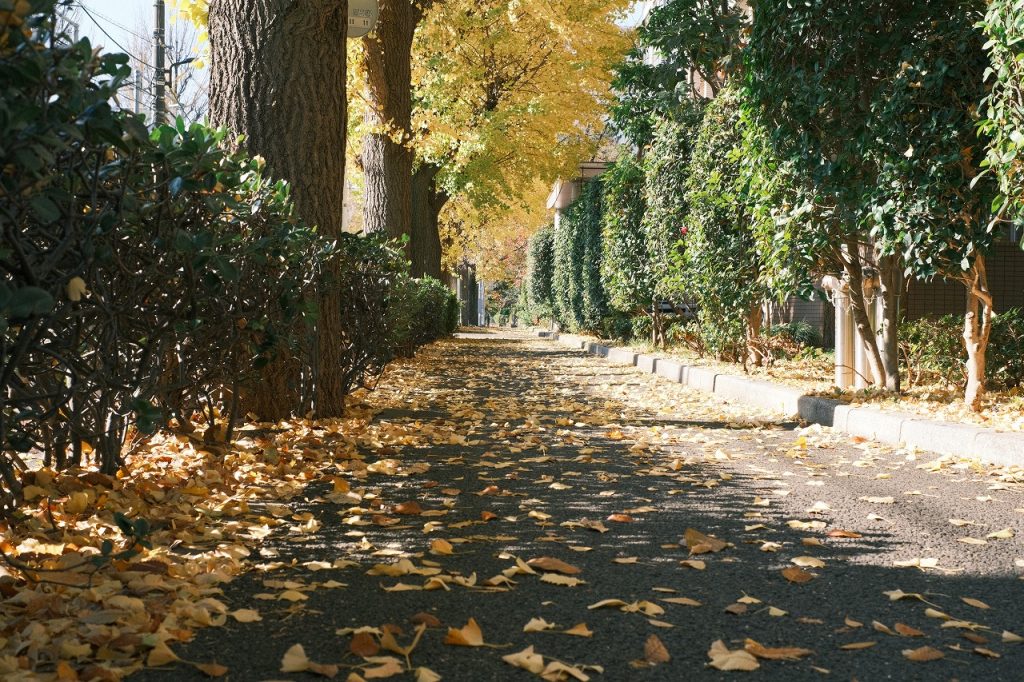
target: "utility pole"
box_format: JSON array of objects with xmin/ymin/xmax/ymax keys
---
[{"xmin": 153, "ymin": 0, "xmax": 166, "ymax": 125}]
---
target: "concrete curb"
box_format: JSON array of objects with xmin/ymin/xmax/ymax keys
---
[{"xmin": 536, "ymin": 331, "xmax": 1024, "ymax": 467}]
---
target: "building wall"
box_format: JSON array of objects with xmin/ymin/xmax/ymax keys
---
[
  {"xmin": 907, "ymin": 243, "xmax": 1024, "ymax": 320},
  {"xmin": 766, "ymin": 294, "xmax": 834, "ymax": 347}
]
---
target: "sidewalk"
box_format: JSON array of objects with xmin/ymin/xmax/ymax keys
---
[
  {"xmin": 542, "ymin": 331, "xmax": 1024, "ymax": 468},
  {"xmin": 131, "ymin": 333, "xmax": 1024, "ymax": 680}
]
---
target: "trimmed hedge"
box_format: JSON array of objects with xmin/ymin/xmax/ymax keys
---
[
  {"xmin": 600, "ymin": 155, "xmax": 649, "ymax": 315},
  {"xmin": 525, "ymin": 223, "xmax": 555, "ymax": 320},
  {"xmin": 552, "ymin": 178, "xmax": 607, "ymax": 332},
  {"xmin": 0, "ymin": 3, "xmax": 454, "ymax": 509},
  {"xmin": 388, "ymin": 276, "xmax": 460, "ymax": 357}
]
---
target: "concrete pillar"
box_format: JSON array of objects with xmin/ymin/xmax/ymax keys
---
[{"xmin": 834, "ymin": 292, "xmax": 855, "ymax": 389}]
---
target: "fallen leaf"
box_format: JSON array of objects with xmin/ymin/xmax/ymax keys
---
[
  {"xmin": 444, "ymin": 618, "xmax": 485, "ymax": 646},
  {"xmin": 362, "ymin": 657, "xmax": 403, "ymax": 679},
  {"xmin": 860, "ymin": 496, "xmax": 895, "ymax": 504},
  {"xmin": 987, "ymin": 528, "xmax": 1015, "ymax": 540},
  {"xmin": 350, "ymin": 632, "xmax": 380, "ymax": 658},
  {"xmin": 791, "ymin": 556, "xmax": 826, "ymax": 568},
  {"xmin": 430, "ymin": 539, "xmax": 454, "ymax": 555},
  {"xmin": 662, "ymin": 597, "xmax": 702, "ymax": 607},
  {"xmin": 607, "ymin": 513, "xmax": 634, "ymax": 523},
  {"xmin": 527, "ymin": 557, "xmax": 582, "ymax": 574},
  {"xmin": 563, "ymin": 623, "xmax": 593, "ymax": 638},
  {"xmin": 894, "ymin": 623, "xmax": 925, "ymax": 637},
  {"xmin": 539, "ymin": 573, "xmax": 585, "ymax": 587},
  {"xmin": 541, "ymin": 660, "xmax": 592, "ymax": 681},
  {"xmin": 1003, "ymin": 631, "xmax": 1024, "ymax": 643},
  {"xmin": 503, "ymin": 646, "xmax": 545, "ymax": 674},
  {"xmin": 416, "ymin": 668, "xmax": 442, "ymax": 682},
  {"xmin": 524, "ymin": 618, "xmax": 557, "ymax": 633},
  {"xmin": 840, "ymin": 641, "xmax": 877, "ymax": 650},
  {"xmin": 147, "ymin": 642, "xmax": 180, "ymax": 667},
  {"xmin": 193, "ymin": 662, "xmax": 229, "ymax": 677},
  {"xmin": 683, "ymin": 528, "xmax": 728, "ymax": 553},
  {"xmin": 644, "ymin": 634, "xmax": 670, "ymax": 664},
  {"xmin": 680, "ymin": 559, "xmax": 706, "ymax": 570},
  {"xmin": 827, "ymin": 529, "xmax": 863, "ymax": 539},
  {"xmin": 903, "ymin": 646, "xmax": 944, "ymax": 662},
  {"xmin": 872, "ymin": 621, "xmax": 896, "ymax": 636},
  {"xmin": 280, "ymin": 644, "xmax": 333, "ymax": 676},
  {"xmin": 744, "ymin": 639, "xmax": 813, "ymax": 661},
  {"xmin": 229, "ymin": 608, "xmax": 262, "ymax": 623},
  {"xmin": 781, "ymin": 567, "xmax": 815, "ymax": 584},
  {"xmin": 962, "ymin": 597, "xmax": 991, "ymax": 610},
  {"xmin": 707, "ymin": 640, "xmax": 760, "ymax": 671}
]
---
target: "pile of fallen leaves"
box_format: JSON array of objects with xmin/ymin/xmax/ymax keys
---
[{"xmin": 0, "ymin": 407, "xmax": 407, "ymax": 681}]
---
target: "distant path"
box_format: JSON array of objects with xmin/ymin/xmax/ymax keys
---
[{"xmin": 134, "ymin": 331, "xmax": 1024, "ymax": 680}]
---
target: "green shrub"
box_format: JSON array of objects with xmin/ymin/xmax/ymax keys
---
[
  {"xmin": 682, "ymin": 88, "xmax": 767, "ymax": 361},
  {"xmin": 900, "ymin": 310, "xmax": 1024, "ymax": 391},
  {"xmin": 552, "ymin": 178, "xmax": 607, "ymax": 332},
  {"xmin": 526, "ymin": 224, "xmax": 555, "ymax": 320},
  {"xmin": 989, "ymin": 309, "xmax": 1024, "ymax": 390},
  {"xmin": 600, "ymin": 155, "xmax": 650, "ymax": 315},
  {"xmin": 642, "ymin": 106, "xmax": 705, "ymax": 304},
  {"xmin": 631, "ymin": 315, "xmax": 652, "ymax": 344},
  {"xmin": 766, "ymin": 321, "xmax": 823, "ymax": 349},
  {"xmin": 899, "ymin": 316, "xmax": 969, "ymax": 389},
  {"xmin": 599, "ymin": 312, "xmax": 634, "ymax": 342},
  {"xmin": 387, "ymin": 276, "xmax": 459, "ymax": 357},
  {"xmin": 0, "ymin": 3, "xmax": 422, "ymax": 508}
]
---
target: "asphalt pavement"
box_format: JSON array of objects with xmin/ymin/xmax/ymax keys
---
[{"xmin": 132, "ymin": 332, "xmax": 1024, "ymax": 681}]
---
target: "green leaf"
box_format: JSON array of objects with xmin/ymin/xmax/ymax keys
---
[{"xmin": 7, "ymin": 287, "xmax": 54, "ymax": 319}]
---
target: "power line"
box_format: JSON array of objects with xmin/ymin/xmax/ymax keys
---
[
  {"xmin": 72, "ymin": 2, "xmax": 148, "ymax": 41},
  {"xmin": 77, "ymin": 3, "xmax": 155, "ymax": 71}
]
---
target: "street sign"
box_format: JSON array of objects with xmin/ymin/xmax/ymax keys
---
[{"xmin": 348, "ymin": 0, "xmax": 379, "ymax": 39}]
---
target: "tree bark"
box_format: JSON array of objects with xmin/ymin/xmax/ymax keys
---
[
  {"xmin": 841, "ymin": 245, "xmax": 886, "ymax": 387},
  {"xmin": 208, "ymin": 0, "xmax": 349, "ymax": 418},
  {"xmin": 410, "ymin": 163, "xmax": 446, "ymax": 279},
  {"xmin": 747, "ymin": 302, "xmax": 764, "ymax": 367},
  {"xmin": 362, "ymin": 0, "xmax": 424, "ymax": 247},
  {"xmin": 875, "ymin": 253, "xmax": 902, "ymax": 393},
  {"xmin": 963, "ymin": 255, "xmax": 993, "ymax": 411}
]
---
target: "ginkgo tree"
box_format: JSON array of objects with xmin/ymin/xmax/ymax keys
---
[{"xmin": 405, "ymin": 0, "xmax": 630, "ymax": 278}]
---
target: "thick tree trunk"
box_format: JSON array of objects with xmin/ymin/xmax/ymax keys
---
[
  {"xmin": 410, "ymin": 164, "xmax": 446, "ymax": 279},
  {"xmin": 963, "ymin": 255, "xmax": 993, "ymax": 412},
  {"xmin": 208, "ymin": 0, "xmax": 349, "ymax": 418},
  {"xmin": 362, "ymin": 0, "xmax": 423, "ymax": 246}
]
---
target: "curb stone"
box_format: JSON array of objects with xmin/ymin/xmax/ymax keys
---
[{"xmin": 536, "ymin": 331, "xmax": 1024, "ymax": 467}]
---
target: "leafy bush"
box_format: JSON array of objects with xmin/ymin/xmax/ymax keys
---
[
  {"xmin": 631, "ymin": 315, "xmax": 652, "ymax": 344},
  {"xmin": 899, "ymin": 310, "xmax": 1024, "ymax": 391},
  {"xmin": 900, "ymin": 316, "xmax": 970, "ymax": 389},
  {"xmin": 598, "ymin": 311, "xmax": 634, "ymax": 342},
  {"xmin": 552, "ymin": 178, "xmax": 607, "ymax": 332},
  {"xmin": 766, "ymin": 321, "xmax": 823, "ymax": 349},
  {"xmin": 681, "ymin": 88, "xmax": 767, "ymax": 361},
  {"xmin": 387, "ymin": 275, "xmax": 460, "ymax": 357},
  {"xmin": 0, "ymin": 4, "xmax": 449, "ymax": 510},
  {"xmin": 600, "ymin": 155, "xmax": 649, "ymax": 316},
  {"xmin": 990, "ymin": 309, "xmax": 1024, "ymax": 389},
  {"xmin": 525, "ymin": 224, "xmax": 555, "ymax": 320},
  {"xmin": 642, "ymin": 106, "xmax": 704, "ymax": 305}
]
